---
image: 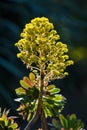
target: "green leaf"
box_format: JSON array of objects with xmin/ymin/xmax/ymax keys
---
[
  {"xmin": 52, "ymin": 108, "xmax": 59, "ymax": 117},
  {"xmin": 27, "ymin": 113, "xmax": 32, "ymax": 121},
  {"xmin": 43, "ymin": 108, "xmax": 48, "ymax": 118},
  {"xmin": 47, "ymin": 85, "xmax": 56, "ymax": 90},
  {"xmin": 20, "ymin": 80, "xmax": 29, "ymax": 89},
  {"xmin": 23, "ymin": 77, "xmax": 34, "ymax": 88},
  {"xmin": 52, "ymin": 119, "xmax": 60, "ymax": 129},
  {"xmin": 69, "ymin": 114, "xmax": 77, "ymax": 127},
  {"xmin": 27, "ymin": 111, "xmax": 35, "ymax": 121},
  {"xmin": 33, "ymin": 88, "xmax": 39, "ymax": 99},
  {"xmin": 49, "ymin": 88, "xmax": 60, "ymax": 95},
  {"xmin": 15, "ymin": 87, "xmax": 26, "ymax": 95},
  {"xmin": 59, "ymin": 114, "xmax": 68, "ymax": 129},
  {"xmin": 9, "ymin": 123, "xmax": 18, "ymax": 129},
  {"xmin": 54, "ymin": 95, "xmax": 63, "ymax": 101},
  {"xmin": 0, "ymin": 120, "xmax": 5, "ymax": 127},
  {"xmin": 76, "ymin": 119, "xmax": 84, "ymax": 128},
  {"xmin": 43, "ymin": 97, "xmax": 55, "ymax": 104},
  {"xmin": 43, "ymin": 100, "xmax": 54, "ymax": 118},
  {"xmin": 29, "ymin": 73, "xmax": 35, "ymax": 81},
  {"xmin": 44, "ymin": 106, "xmax": 53, "ymax": 117},
  {"xmin": 70, "ymin": 114, "xmax": 77, "ymax": 121},
  {"xmin": 5, "ymin": 119, "xmax": 8, "ymax": 126},
  {"xmin": 43, "ymin": 96, "xmax": 63, "ymax": 106}
]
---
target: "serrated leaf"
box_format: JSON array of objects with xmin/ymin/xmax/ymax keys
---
[
  {"xmin": 15, "ymin": 87, "xmax": 26, "ymax": 95},
  {"xmin": 29, "ymin": 73, "xmax": 35, "ymax": 81}
]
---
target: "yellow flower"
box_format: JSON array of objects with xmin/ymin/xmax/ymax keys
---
[{"xmin": 15, "ymin": 17, "xmax": 74, "ymax": 80}]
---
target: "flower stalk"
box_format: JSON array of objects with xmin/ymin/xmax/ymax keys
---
[{"xmin": 15, "ymin": 17, "xmax": 74, "ymax": 130}]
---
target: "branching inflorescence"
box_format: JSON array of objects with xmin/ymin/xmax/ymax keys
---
[
  {"xmin": 15, "ymin": 17, "xmax": 73, "ymax": 81},
  {"xmin": 15, "ymin": 17, "xmax": 74, "ymax": 130}
]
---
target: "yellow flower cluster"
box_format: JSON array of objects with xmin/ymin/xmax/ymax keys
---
[{"xmin": 15, "ymin": 17, "xmax": 74, "ymax": 80}]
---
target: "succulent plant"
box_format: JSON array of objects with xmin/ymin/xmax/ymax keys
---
[
  {"xmin": 52, "ymin": 114, "xmax": 84, "ymax": 130},
  {"xmin": 15, "ymin": 73, "xmax": 39, "ymax": 121},
  {"xmin": 0, "ymin": 108, "xmax": 18, "ymax": 130},
  {"xmin": 15, "ymin": 17, "xmax": 74, "ymax": 130}
]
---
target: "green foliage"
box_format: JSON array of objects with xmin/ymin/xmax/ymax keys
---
[
  {"xmin": 15, "ymin": 17, "xmax": 74, "ymax": 129},
  {"xmin": 0, "ymin": 108, "xmax": 18, "ymax": 130},
  {"xmin": 15, "ymin": 73, "xmax": 39, "ymax": 120},
  {"xmin": 70, "ymin": 46, "xmax": 87, "ymax": 62},
  {"xmin": 15, "ymin": 73, "xmax": 64, "ymax": 120},
  {"xmin": 43, "ymin": 85, "xmax": 65, "ymax": 118},
  {"xmin": 52, "ymin": 114, "xmax": 84, "ymax": 130}
]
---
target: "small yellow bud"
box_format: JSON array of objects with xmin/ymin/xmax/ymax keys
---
[
  {"xmin": 41, "ymin": 57, "xmax": 46, "ymax": 62},
  {"xmin": 17, "ymin": 53, "xmax": 22, "ymax": 58}
]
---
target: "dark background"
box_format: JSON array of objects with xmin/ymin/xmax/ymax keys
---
[{"xmin": 0, "ymin": 0, "xmax": 87, "ymax": 129}]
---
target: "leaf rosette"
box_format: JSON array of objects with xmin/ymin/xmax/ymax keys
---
[
  {"xmin": 0, "ymin": 108, "xmax": 18, "ymax": 130},
  {"xmin": 15, "ymin": 73, "xmax": 39, "ymax": 120}
]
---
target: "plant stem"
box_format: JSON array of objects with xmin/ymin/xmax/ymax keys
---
[
  {"xmin": 39, "ymin": 64, "xmax": 48, "ymax": 130},
  {"xmin": 41, "ymin": 109, "xmax": 48, "ymax": 130},
  {"xmin": 24, "ymin": 64, "xmax": 48, "ymax": 130}
]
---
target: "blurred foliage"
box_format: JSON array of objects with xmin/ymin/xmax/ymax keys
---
[
  {"xmin": 70, "ymin": 46, "xmax": 87, "ymax": 62},
  {"xmin": 51, "ymin": 114, "xmax": 84, "ymax": 130},
  {"xmin": 0, "ymin": 0, "xmax": 87, "ymax": 129},
  {"xmin": 0, "ymin": 108, "xmax": 19, "ymax": 130}
]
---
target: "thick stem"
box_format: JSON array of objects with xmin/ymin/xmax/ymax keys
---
[
  {"xmin": 24, "ymin": 64, "xmax": 48, "ymax": 130},
  {"xmin": 39, "ymin": 64, "xmax": 48, "ymax": 130},
  {"xmin": 41, "ymin": 109, "xmax": 48, "ymax": 130}
]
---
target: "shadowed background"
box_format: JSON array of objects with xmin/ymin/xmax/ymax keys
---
[{"xmin": 0, "ymin": 0, "xmax": 87, "ymax": 129}]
